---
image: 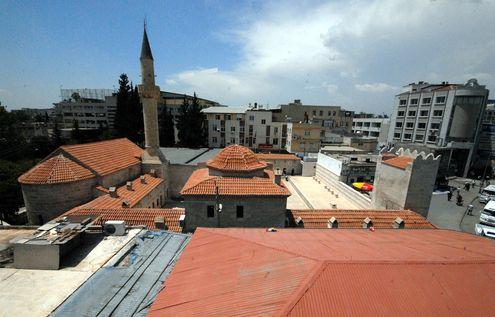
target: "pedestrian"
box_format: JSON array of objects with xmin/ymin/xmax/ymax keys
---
[
  {"xmin": 447, "ymin": 191, "xmax": 453, "ymax": 201},
  {"xmin": 456, "ymin": 194, "xmax": 463, "ymax": 206},
  {"xmin": 467, "ymin": 204, "xmax": 474, "ymax": 216},
  {"xmin": 464, "ymin": 181, "xmax": 471, "ymax": 191}
]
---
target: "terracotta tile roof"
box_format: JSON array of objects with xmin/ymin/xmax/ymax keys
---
[
  {"xmin": 71, "ymin": 174, "xmax": 163, "ymax": 210},
  {"xmin": 61, "ymin": 207, "xmax": 184, "ymax": 232},
  {"xmin": 289, "ymin": 209, "xmax": 435, "ymax": 229},
  {"xmin": 382, "ymin": 155, "xmax": 414, "ymax": 169},
  {"xmin": 60, "ymin": 138, "xmax": 143, "ymax": 176},
  {"xmin": 148, "ymin": 228, "xmax": 495, "ymax": 317},
  {"xmin": 255, "ymin": 153, "xmax": 301, "ymax": 161},
  {"xmin": 181, "ymin": 168, "xmax": 290, "ymax": 197},
  {"xmin": 207, "ymin": 145, "xmax": 267, "ymax": 172},
  {"xmin": 18, "ymin": 154, "xmax": 95, "ymax": 184}
]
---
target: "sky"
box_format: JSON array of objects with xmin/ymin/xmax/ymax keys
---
[{"xmin": 0, "ymin": 0, "xmax": 494, "ymax": 114}]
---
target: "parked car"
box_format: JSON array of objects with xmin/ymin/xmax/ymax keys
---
[
  {"xmin": 479, "ymin": 184, "xmax": 495, "ymax": 203},
  {"xmin": 476, "ymin": 200, "xmax": 495, "ymax": 239}
]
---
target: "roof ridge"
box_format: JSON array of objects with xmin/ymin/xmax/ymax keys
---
[
  {"xmin": 61, "ymin": 137, "xmax": 130, "ymax": 149},
  {"xmin": 201, "ymin": 229, "xmax": 321, "ymax": 261}
]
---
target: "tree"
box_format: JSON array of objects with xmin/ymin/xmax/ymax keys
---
[
  {"xmin": 159, "ymin": 105, "xmax": 175, "ymax": 147},
  {"xmin": 176, "ymin": 93, "xmax": 208, "ymax": 148},
  {"xmin": 113, "ymin": 74, "xmax": 144, "ymax": 144},
  {"xmin": 71, "ymin": 120, "xmax": 82, "ymax": 143},
  {"xmin": 51, "ymin": 121, "xmax": 62, "ymax": 148}
]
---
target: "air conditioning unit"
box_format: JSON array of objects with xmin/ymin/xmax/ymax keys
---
[{"xmin": 104, "ymin": 220, "xmax": 126, "ymax": 236}]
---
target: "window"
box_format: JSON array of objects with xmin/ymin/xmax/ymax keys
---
[
  {"xmin": 328, "ymin": 111, "xmax": 332, "ymax": 116},
  {"xmin": 212, "ymin": 124, "xmax": 218, "ymax": 131},
  {"xmin": 230, "ymin": 137, "xmax": 236, "ymax": 143},
  {"xmin": 319, "ymin": 110, "xmax": 323, "ymax": 116},
  {"xmin": 261, "ymin": 119, "xmax": 266, "ymax": 124},
  {"xmin": 333, "ymin": 111, "xmax": 336, "ymax": 116},
  {"xmin": 410, "ymin": 99, "xmax": 418, "ymax": 105},
  {"xmin": 207, "ymin": 205, "xmax": 215, "ymax": 218},
  {"xmin": 265, "ymin": 137, "xmax": 270, "ymax": 144},
  {"xmin": 312, "ymin": 110, "xmax": 316, "ymax": 116},
  {"xmin": 394, "ymin": 132, "xmax": 401, "ymax": 139},
  {"xmin": 404, "ymin": 133, "xmax": 412, "ymax": 140},
  {"xmin": 215, "ymin": 115, "xmax": 221, "ymax": 120},
  {"xmin": 408, "ymin": 110, "xmax": 416, "ymax": 117},
  {"xmin": 422, "ymin": 97, "xmax": 431, "ymax": 104},
  {"xmin": 430, "ymin": 123, "xmax": 441, "ymax": 130},
  {"xmin": 226, "ymin": 114, "xmax": 231, "ymax": 120},
  {"xmin": 433, "ymin": 110, "xmax": 443, "ymax": 117},
  {"xmin": 436, "ymin": 96, "xmax": 446, "ymax": 103},
  {"xmin": 420, "ymin": 110, "xmax": 429, "ymax": 117},
  {"xmin": 231, "ymin": 126, "xmax": 235, "ymax": 132},
  {"xmin": 212, "ymin": 137, "xmax": 217, "ymax": 143},
  {"xmin": 406, "ymin": 122, "xmax": 414, "ymax": 128},
  {"xmin": 417, "ymin": 122, "xmax": 426, "ymax": 129},
  {"xmin": 428, "ymin": 135, "xmax": 437, "ymax": 142},
  {"xmin": 234, "ymin": 205, "xmax": 244, "ymax": 218},
  {"xmin": 304, "ymin": 130, "xmax": 311, "ymax": 136},
  {"xmin": 397, "ymin": 111, "xmax": 405, "ymax": 117},
  {"xmin": 273, "ymin": 138, "xmax": 278, "ymax": 145},
  {"xmin": 395, "ymin": 122, "xmax": 403, "ymax": 128},
  {"xmin": 274, "ymin": 127, "xmax": 278, "ymax": 133},
  {"xmin": 415, "ymin": 134, "xmax": 424, "ymax": 141},
  {"xmin": 399, "ymin": 99, "xmax": 407, "ymax": 105},
  {"xmin": 249, "ymin": 115, "xmax": 255, "ymax": 121}
]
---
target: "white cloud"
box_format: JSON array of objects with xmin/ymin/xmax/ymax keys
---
[
  {"xmin": 164, "ymin": 0, "xmax": 495, "ymax": 113},
  {"xmin": 355, "ymin": 83, "xmax": 397, "ymax": 93}
]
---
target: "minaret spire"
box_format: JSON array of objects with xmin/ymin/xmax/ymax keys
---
[{"xmin": 140, "ymin": 20, "xmax": 154, "ymax": 61}]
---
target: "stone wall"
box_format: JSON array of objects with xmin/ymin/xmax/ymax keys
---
[
  {"xmin": 134, "ymin": 184, "xmax": 165, "ymax": 208},
  {"xmin": 261, "ymin": 159, "xmax": 302, "ymax": 175},
  {"xmin": 100, "ymin": 164, "xmax": 141, "ymax": 188},
  {"xmin": 22, "ymin": 178, "xmax": 96, "ymax": 224},
  {"xmin": 315, "ymin": 164, "xmax": 372, "ymax": 209},
  {"xmin": 371, "ymin": 161, "xmax": 409, "ymax": 210},
  {"xmin": 168, "ymin": 164, "xmax": 198, "ymax": 199},
  {"xmin": 183, "ymin": 196, "xmax": 287, "ymax": 232}
]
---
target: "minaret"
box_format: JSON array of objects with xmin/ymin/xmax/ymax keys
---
[{"xmin": 138, "ymin": 24, "xmax": 168, "ymax": 179}]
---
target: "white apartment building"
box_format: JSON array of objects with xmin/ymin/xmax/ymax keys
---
[
  {"xmin": 203, "ymin": 107, "xmax": 288, "ymax": 150},
  {"xmin": 387, "ymin": 79, "xmax": 489, "ymax": 177},
  {"xmin": 352, "ymin": 117, "xmax": 390, "ymax": 147},
  {"xmin": 204, "ymin": 107, "xmax": 247, "ymax": 148},
  {"xmin": 54, "ymin": 95, "xmax": 117, "ymax": 130}
]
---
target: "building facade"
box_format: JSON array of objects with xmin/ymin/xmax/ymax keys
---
[
  {"xmin": 54, "ymin": 95, "xmax": 116, "ymax": 130},
  {"xmin": 286, "ymin": 122, "xmax": 322, "ymax": 154},
  {"xmin": 316, "ymin": 152, "xmax": 378, "ymax": 185},
  {"xmin": 352, "ymin": 117, "xmax": 390, "ymax": 147},
  {"xmin": 387, "ymin": 79, "xmax": 489, "ymax": 177},
  {"xmin": 272, "ymin": 99, "xmax": 354, "ymax": 131}
]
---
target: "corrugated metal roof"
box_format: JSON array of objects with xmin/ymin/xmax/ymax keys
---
[{"xmin": 148, "ymin": 228, "xmax": 495, "ymax": 316}]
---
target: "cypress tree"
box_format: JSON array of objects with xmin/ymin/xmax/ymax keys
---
[{"xmin": 159, "ymin": 105, "xmax": 175, "ymax": 147}]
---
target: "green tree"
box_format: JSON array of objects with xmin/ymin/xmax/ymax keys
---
[
  {"xmin": 176, "ymin": 93, "xmax": 207, "ymax": 148},
  {"xmin": 71, "ymin": 120, "xmax": 82, "ymax": 143},
  {"xmin": 51, "ymin": 121, "xmax": 63, "ymax": 148},
  {"xmin": 114, "ymin": 74, "xmax": 144, "ymax": 144},
  {"xmin": 159, "ymin": 105, "xmax": 175, "ymax": 147}
]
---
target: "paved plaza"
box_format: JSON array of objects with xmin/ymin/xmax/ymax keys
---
[{"xmin": 285, "ymin": 176, "xmax": 362, "ymax": 210}]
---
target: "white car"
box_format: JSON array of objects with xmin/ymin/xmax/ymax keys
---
[
  {"xmin": 479, "ymin": 184, "xmax": 495, "ymax": 203},
  {"xmin": 475, "ymin": 223, "xmax": 495, "ymax": 239}
]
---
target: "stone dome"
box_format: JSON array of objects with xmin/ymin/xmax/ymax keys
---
[{"xmin": 207, "ymin": 145, "xmax": 267, "ymax": 173}]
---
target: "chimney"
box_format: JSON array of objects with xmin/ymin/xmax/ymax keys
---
[
  {"xmin": 295, "ymin": 216, "xmax": 304, "ymax": 227},
  {"xmin": 154, "ymin": 216, "xmax": 167, "ymax": 230},
  {"xmin": 126, "ymin": 181, "xmax": 133, "ymax": 191},
  {"xmin": 393, "ymin": 217, "xmax": 405, "ymax": 229},
  {"xmin": 109, "ymin": 187, "xmax": 118, "ymax": 198},
  {"xmin": 149, "ymin": 169, "xmax": 156, "ymax": 177},
  {"xmin": 327, "ymin": 217, "xmax": 338, "ymax": 229},
  {"xmin": 179, "ymin": 214, "xmax": 186, "ymax": 230},
  {"xmin": 362, "ymin": 217, "xmax": 373, "ymax": 229},
  {"xmin": 122, "ymin": 200, "xmax": 131, "ymax": 208},
  {"xmin": 140, "ymin": 175, "xmax": 147, "ymax": 184},
  {"xmin": 274, "ymin": 169, "xmax": 282, "ymax": 185}
]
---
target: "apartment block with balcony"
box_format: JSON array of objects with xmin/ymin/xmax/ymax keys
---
[
  {"xmin": 387, "ymin": 79, "xmax": 489, "ymax": 177},
  {"xmin": 286, "ymin": 122, "xmax": 322, "ymax": 154},
  {"xmin": 352, "ymin": 117, "xmax": 390, "ymax": 147},
  {"xmin": 204, "ymin": 107, "xmax": 246, "ymax": 148}
]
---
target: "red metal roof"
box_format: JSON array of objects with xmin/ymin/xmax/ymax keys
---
[
  {"xmin": 207, "ymin": 145, "xmax": 267, "ymax": 172},
  {"xmin": 18, "ymin": 154, "xmax": 95, "ymax": 184},
  {"xmin": 60, "ymin": 138, "xmax": 143, "ymax": 176},
  {"xmin": 181, "ymin": 168, "xmax": 290, "ymax": 197},
  {"xmin": 290, "ymin": 209, "xmax": 435, "ymax": 229},
  {"xmin": 382, "ymin": 155, "xmax": 414, "ymax": 169},
  {"xmin": 61, "ymin": 207, "xmax": 184, "ymax": 232},
  {"xmin": 148, "ymin": 228, "xmax": 495, "ymax": 317}
]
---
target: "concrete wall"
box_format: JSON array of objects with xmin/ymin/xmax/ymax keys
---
[
  {"xmin": 404, "ymin": 156, "xmax": 439, "ymax": 217},
  {"xmin": 183, "ymin": 196, "xmax": 287, "ymax": 232},
  {"xmin": 168, "ymin": 164, "xmax": 198, "ymax": 199},
  {"xmin": 315, "ymin": 164, "xmax": 372, "ymax": 209},
  {"xmin": 302, "ymin": 159, "xmax": 317, "ymax": 176},
  {"xmin": 22, "ymin": 178, "xmax": 96, "ymax": 225},
  {"xmin": 371, "ymin": 161, "xmax": 410, "ymax": 210},
  {"xmin": 100, "ymin": 164, "xmax": 141, "ymax": 188},
  {"xmin": 261, "ymin": 159, "xmax": 302, "ymax": 175}
]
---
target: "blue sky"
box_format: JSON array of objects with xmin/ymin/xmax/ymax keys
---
[{"xmin": 1, "ymin": 0, "xmax": 494, "ymax": 113}]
